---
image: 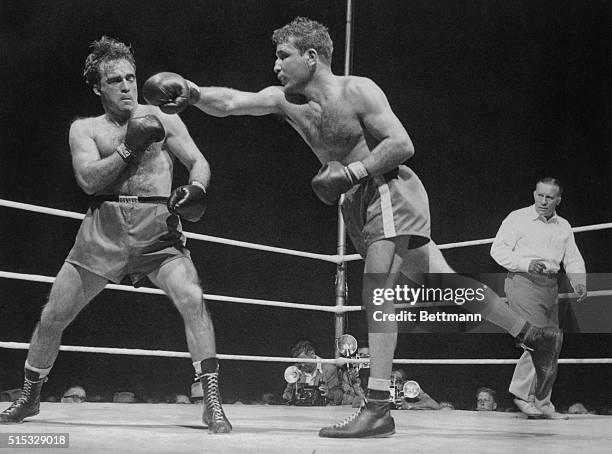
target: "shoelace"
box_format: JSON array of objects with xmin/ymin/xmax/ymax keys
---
[
  {"xmin": 3, "ymin": 378, "xmax": 39, "ymax": 413},
  {"xmin": 203, "ymin": 373, "xmax": 225, "ymax": 422},
  {"xmin": 333, "ymin": 405, "xmax": 365, "ymax": 428}
]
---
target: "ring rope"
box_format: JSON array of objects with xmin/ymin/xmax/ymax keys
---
[
  {"xmin": 0, "ymin": 271, "xmax": 340, "ymax": 313},
  {"xmin": 3, "ymin": 271, "xmax": 609, "ymax": 314},
  {"xmin": 2, "ymin": 199, "xmax": 611, "ymax": 264},
  {"xmin": 0, "ymin": 342, "xmax": 609, "ymax": 364},
  {"xmin": 1, "ymin": 200, "xmax": 610, "ymax": 367},
  {"xmin": 0, "ymin": 199, "xmax": 339, "ymax": 263}
]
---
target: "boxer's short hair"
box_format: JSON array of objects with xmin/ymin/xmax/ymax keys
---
[
  {"xmin": 83, "ymin": 36, "xmax": 135, "ymax": 86},
  {"xmin": 272, "ymin": 17, "xmax": 333, "ymax": 63}
]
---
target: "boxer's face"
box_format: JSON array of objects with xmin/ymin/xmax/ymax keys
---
[
  {"xmin": 533, "ymin": 182, "xmax": 561, "ymax": 218},
  {"xmin": 96, "ymin": 59, "xmax": 137, "ymax": 114},
  {"xmin": 274, "ymin": 39, "xmax": 313, "ymax": 93}
]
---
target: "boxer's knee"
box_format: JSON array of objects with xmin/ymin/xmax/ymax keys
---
[
  {"xmin": 173, "ymin": 284, "xmax": 206, "ymax": 319},
  {"xmin": 39, "ymin": 300, "xmax": 78, "ymax": 331}
]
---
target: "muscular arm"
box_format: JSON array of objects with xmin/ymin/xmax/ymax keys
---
[
  {"xmin": 194, "ymin": 85, "xmax": 284, "ymax": 118},
  {"xmin": 69, "ymin": 119, "xmax": 127, "ymax": 195},
  {"xmin": 352, "ymin": 78, "xmax": 415, "ymax": 175},
  {"xmin": 161, "ymin": 113, "xmax": 211, "ymax": 187}
]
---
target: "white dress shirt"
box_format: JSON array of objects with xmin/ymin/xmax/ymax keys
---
[{"xmin": 491, "ymin": 205, "xmax": 586, "ymax": 287}]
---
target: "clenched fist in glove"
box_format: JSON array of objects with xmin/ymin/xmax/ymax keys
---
[
  {"xmin": 311, "ymin": 161, "xmax": 369, "ymax": 205},
  {"xmin": 116, "ymin": 115, "xmax": 165, "ymax": 162},
  {"xmin": 168, "ymin": 181, "xmax": 207, "ymax": 222},
  {"xmin": 142, "ymin": 72, "xmax": 201, "ymax": 114}
]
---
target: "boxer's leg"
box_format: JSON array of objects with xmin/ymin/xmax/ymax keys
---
[
  {"xmin": 149, "ymin": 257, "xmax": 231, "ymax": 434},
  {"xmin": 1, "ymin": 263, "xmax": 107, "ymax": 424},
  {"xmin": 320, "ymin": 237, "xmax": 409, "ymax": 438},
  {"xmin": 403, "ymin": 241, "xmax": 526, "ymax": 335},
  {"xmin": 401, "ymin": 241, "xmax": 563, "ymax": 401}
]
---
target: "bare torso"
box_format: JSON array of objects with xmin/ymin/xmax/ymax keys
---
[
  {"xmin": 280, "ymin": 76, "xmax": 377, "ymax": 165},
  {"xmin": 84, "ymin": 105, "xmax": 174, "ymax": 196}
]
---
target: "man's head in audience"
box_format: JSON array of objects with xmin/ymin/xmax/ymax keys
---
[{"xmin": 476, "ymin": 387, "xmax": 497, "ymax": 411}]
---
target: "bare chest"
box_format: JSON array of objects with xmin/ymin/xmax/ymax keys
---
[
  {"xmin": 287, "ymin": 101, "xmax": 363, "ymax": 158},
  {"xmin": 91, "ymin": 119, "xmax": 172, "ymax": 194}
]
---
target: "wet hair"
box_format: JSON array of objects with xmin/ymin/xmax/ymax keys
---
[
  {"xmin": 536, "ymin": 177, "xmax": 563, "ymax": 196},
  {"xmin": 83, "ymin": 36, "xmax": 135, "ymax": 87},
  {"xmin": 272, "ymin": 17, "xmax": 333, "ymax": 63},
  {"xmin": 291, "ymin": 340, "xmax": 315, "ymax": 357}
]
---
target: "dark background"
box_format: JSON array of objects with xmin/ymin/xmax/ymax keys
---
[{"xmin": 1, "ymin": 0, "xmax": 610, "ymax": 411}]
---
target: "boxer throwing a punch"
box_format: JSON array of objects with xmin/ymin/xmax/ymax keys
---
[
  {"xmin": 0, "ymin": 36, "xmax": 232, "ymax": 434},
  {"xmin": 143, "ymin": 17, "xmax": 562, "ymax": 438}
]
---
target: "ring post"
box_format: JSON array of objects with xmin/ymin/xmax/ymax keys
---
[{"xmin": 334, "ymin": 0, "xmax": 355, "ymax": 355}]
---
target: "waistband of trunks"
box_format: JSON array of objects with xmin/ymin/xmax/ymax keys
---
[
  {"xmin": 91, "ymin": 195, "xmax": 169, "ymax": 204},
  {"xmin": 508, "ymin": 271, "xmax": 558, "ymax": 285}
]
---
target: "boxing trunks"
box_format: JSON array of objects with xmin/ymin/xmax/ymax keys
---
[
  {"xmin": 341, "ymin": 165, "xmax": 431, "ymax": 256},
  {"xmin": 65, "ymin": 196, "xmax": 190, "ymax": 286}
]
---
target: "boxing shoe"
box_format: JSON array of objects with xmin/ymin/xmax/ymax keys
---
[
  {"xmin": 318, "ymin": 398, "xmax": 395, "ymax": 438},
  {"xmin": 0, "ymin": 375, "xmax": 47, "ymax": 424},
  {"xmin": 516, "ymin": 323, "xmax": 563, "ymax": 400},
  {"xmin": 200, "ymin": 371, "xmax": 232, "ymax": 434}
]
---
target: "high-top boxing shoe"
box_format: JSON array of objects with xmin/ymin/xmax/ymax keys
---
[
  {"xmin": 516, "ymin": 323, "xmax": 564, "ymax": 401},
  {"xmin": 319, "ymin": 397, "xmax": 395, "ymax": 438},
  {"xmin": 200, "ymin": 371, "xmax": 232, "ymax": 434},
  {"xmin": 0, "ymin": 372, "xmax": 47, "ymax": 424}
]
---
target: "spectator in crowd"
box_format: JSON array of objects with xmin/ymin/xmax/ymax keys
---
[
  {"xmin": 340, "ymin": 365, "xmax": 366, "ymax": 407},
  {"xmin": 476, "ymin": 387, "xmax": 497, "ymax": 411},
  {"xmin": 0, "ymin": 389, "xmax": 22, "ymax": 402},
  {"xmin": 439, "ymin": 401, "xmax": 455, "ymax": 411},
  {"xmin": 175, "ymin": 394, "xmax": 190, "ymax": 404},
  {"xmin": 190, "ymin": 382, "xmax": 203, "ymax": 404},
  {"xmin": 568, "ymin": 403, "xmax": 589, "ymax": 414},
  {"xmin": 61, "ymin": 386, "xmax": 86, "ymax": 403},
  {"xmin": 260, "ymin": 393, "xmax": 278, "ymax": 405},
  {"xmin": 113, "ymin": 391, "xmax": 136, "ymax": 403}
]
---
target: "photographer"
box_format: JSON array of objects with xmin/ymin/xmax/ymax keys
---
[{"xmin": 282, "ymin": 341, "xmax": 344, "ymax": 405}]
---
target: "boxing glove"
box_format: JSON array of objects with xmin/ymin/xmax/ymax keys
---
[
  {"xmin": 116, "ymin": 115, "xmax": 165, "ymax": 162},
  {"xmin": 142, "ymin": 72, "xmax": 200, "ymax": 114},
  {"xmin": 311, "ymin": 161, "xmax": 369, "ymax": 205},
  {"xmin": 168, "ymin": 182, "xmax": 207, "ymax": 222}
]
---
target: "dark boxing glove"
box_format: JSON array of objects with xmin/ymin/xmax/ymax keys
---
[
  {"xmin": 168, "ymin": 181, "xmax": 207, "ymax": 222},
  {"xmin": 311, "ymin": 161, "xmax": 369, "ymax": 205},
  {"xmin": 116, "ymin": 115, "xmax": 165, "ymax": 162},
  {"xmin": 142, "ymin": 72, "xmax": 201, "ymax": 115}
]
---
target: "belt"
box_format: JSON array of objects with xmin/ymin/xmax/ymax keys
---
[
  {"xmin": 508, "ymin": 272, "xmax": 558, "ymax": 285},
  {"xmin": 92, "ymin": 195, "xmax": 169, "ymax": 204}
]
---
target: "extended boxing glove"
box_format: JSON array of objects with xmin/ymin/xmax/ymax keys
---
[
  {"xmin": 142, "ymin": 72, "xmax": 201, "ymax": 114},
  {"xmin": 168, "ymin": 181, "xmax": 207, "ymax": 222},
  {"xmin": 311, "ymin": 161, "xmax": 369, "ymax": 205},
  {"xmin": 116, "ymin": 115, "xmax": 165, "ymax": 162}
]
